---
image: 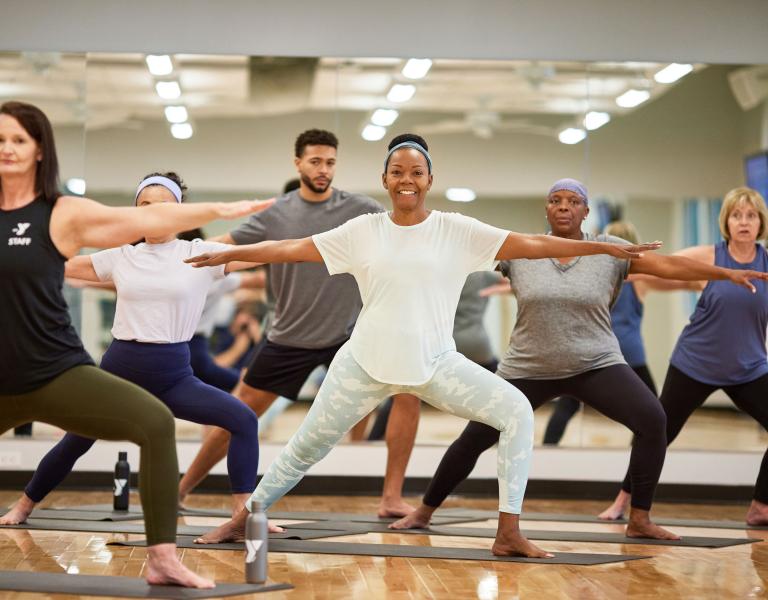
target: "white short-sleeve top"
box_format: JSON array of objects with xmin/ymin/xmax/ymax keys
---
[
  {"xmin": 313, "ymin": 211, "xmax": 508, "ymax": 384},
  {"xmin": 91, "ymin": 239, "xmax": 229, "ymax": 343}
]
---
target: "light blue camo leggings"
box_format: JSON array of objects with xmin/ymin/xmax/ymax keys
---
[{"xmin": 249, "ymin": 342, "xmax": 534, "ymax": 514}]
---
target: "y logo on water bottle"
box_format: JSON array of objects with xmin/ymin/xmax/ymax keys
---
[
  {"xmin": 245, "ymin": 539, "xmax": 263, "ymax": 563},
  {"xmin": 113, "ymin": 478, "xmax": 128, "ymax": 496}
]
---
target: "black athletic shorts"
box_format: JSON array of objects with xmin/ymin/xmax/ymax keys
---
[{"xmin": 242, "ymin": 338, "xmax": 347, "ymax": 401}]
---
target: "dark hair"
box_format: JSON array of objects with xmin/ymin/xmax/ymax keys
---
[
  {"xmin": 282, "ymin": 178, "xmax": 300, "ymax": 194},
  {"xmin": 387, "ymin": 133, "xmax": 429, "ymax": 152},
  {"xmin": 138, "ymin": 171, "xmax": 188, "ymax": 202},
  {"xmin": 177, "ymin": 228, "xmax": 204, "ymax": 242},
  {"xmin": 0, "ymin": 101, "xmax": 60, "ymax": 202},
  {"xmin": 294, "ymin": 129, "xmax": 338, "ymax": 158}
]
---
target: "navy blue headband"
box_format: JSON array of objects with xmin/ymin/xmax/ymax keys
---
[{"xmin": 384, "ymin": 141, "xmax": 432, "ymax": 173}]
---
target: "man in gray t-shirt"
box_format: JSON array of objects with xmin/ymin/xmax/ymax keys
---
[{"xmin": 178, "ymin": 129, "xmax": 421, "ymax": 518}]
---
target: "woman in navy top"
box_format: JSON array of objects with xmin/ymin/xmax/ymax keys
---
[{"xmin": 602, "ymin": 187, "xmax": 768, "ymax": 524}]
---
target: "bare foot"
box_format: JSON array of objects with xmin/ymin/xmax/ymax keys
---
[
  {"xmin": 746, "ymin": 500, "xmax": 768, "ymax": 526},
  {"xmin": 378, "ymin": 498, "xmax": 415, "ymax": 518},
  {"xmin": 0, "ymin": 495, "xmax": 36, "ymax": 525},
  {"xmin": 493, "ymin": 530, "xmax": 554, "ymax": 558},
  {"xmin": 598, "ymin": 490, "xmax": 630, "ymax": 520},
  {"xmin": 269, "ymin": 522, "xmax": 285, "ymax": 533},
  {"xmin": 145, "ymin": 543, "xmax": 215, "ymax": 588},
  {"xmin": 194, "ymin": 510, "xmax": 248, "ymax": 544},
  {"xmin": 493, "ymin": 511, "xmax": 554, "ymax": 558},
  {"xmin": 626, "ymin": 508, "xmax": 680, "ymax": 540},
  {"xmin": 389, "ymin": 504, "xmax": 435, "ymax": 529}
]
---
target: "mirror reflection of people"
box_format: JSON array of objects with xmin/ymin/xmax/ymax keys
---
[
  {"xmin": 391, "ymin": 178, "xmax": 768, "ymax": 541},
  {"xmin": 601, "ymin": 187, "xmax": 768, "ymax": 525},
  {"xmin": 0, "ymin": 101, "xmax": 271, "ymax": 588},
  {"xmin": 183, "ymin": 135, "xmax": 663, "ymax": 556}
]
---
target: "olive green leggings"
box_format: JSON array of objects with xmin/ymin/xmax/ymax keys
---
[{"xmin": 1, "ymin": 366, "xmax": 178, "ymax": 545}]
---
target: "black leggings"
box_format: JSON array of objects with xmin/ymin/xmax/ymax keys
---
[
  {"xmin": 621, "ymin": 365, "xmax": 768, "ymax": 503},
  {"xmin": 543, "ymin": 364, "xmax": 657, "ymax": 445},
  {"xmin": 423, "ymin": 364, "xmax": 667, "ymax": 511}
]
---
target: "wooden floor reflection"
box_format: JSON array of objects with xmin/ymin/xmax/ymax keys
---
[{"xmin": 1, "ymin": 491, "xmax": 766, "ymax": 599}]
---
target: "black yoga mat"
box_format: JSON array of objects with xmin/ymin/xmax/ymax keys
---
[
  {"xmin": 0, "ymin": 570, "xmax": 291, "ymax": 598},
  {"xmin": 318, "ymin": 521, "xmax": 754, "ymax": 548},
  {"xmin": 114, "ymin": 536, "xmax": 647, "ymax": 565},
  {"xmin": 437, "ymin": 508, "xmax": 768, "ymax": 531},
  {"xmin": 0, "ymin": 519, "xmax": 364, "ymax": 540}
]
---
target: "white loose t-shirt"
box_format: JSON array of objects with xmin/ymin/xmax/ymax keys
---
[
  {"xmin": 91, "ymin": 239, "xmax": 229, "ymax": 343},
  {"xmin": 312, "ymin": 211, "xmax": 508, "ymax": 385}
]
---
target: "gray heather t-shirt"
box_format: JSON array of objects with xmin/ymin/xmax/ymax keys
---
[
  {"xmin": 453, "ymin": 271, "xmax": 499, "ymax": 364},
  {"xmin": 230, "ymin": 188, "xmax": 383, "ymax": 348},
  {"xmin": 496, "ymin": 233, "xmax": 630, "ymax": 380}
]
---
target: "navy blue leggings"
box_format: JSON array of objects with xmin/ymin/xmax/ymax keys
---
[
  {"xmin": 25, "ymin": 340, "xmax": 259, "ymax": 500},
  {"xmin": 188, "ymin": 334, "xmax": 240, "ymax": 391}
]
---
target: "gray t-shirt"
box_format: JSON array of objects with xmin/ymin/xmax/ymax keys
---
[
  {"xmin": 230, "ymin": 188, "xmax": 383, "ymax": 348},
  {"xmin": 453, "ymin": 270, "xmax": 499, "ymax": 364},
  {"xmin": 496, "ymin": 234, "xmax": 630, "ymax": 380}
]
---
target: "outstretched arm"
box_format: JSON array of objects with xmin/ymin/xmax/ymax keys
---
[
  {"xmin": 64, "ymin": 255, "xmax": 99, "ymax": 282},
  {"xmin": 51, "ymin": 196, "xmax": 274, "ymax": 257},
  {"xmin": 186, "ymin": 237, "xmax": 322, "ymax": 268},
  {"xmin": 630, "ymin": 249, "xmax": 768, "ymax": 293},
  {"xmin": 495, "ymin": 232, "xmax": 661, "ymax": 261}
]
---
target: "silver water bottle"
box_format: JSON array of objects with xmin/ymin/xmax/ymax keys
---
[{"xmin": 245, "ymin": 500, "xmax": 268, "ymax": 583}]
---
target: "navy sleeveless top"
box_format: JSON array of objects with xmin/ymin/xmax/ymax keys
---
[
  {"xmin": 610, "ymin": 282, "xmax": 646, "ymax": 367},
  {"xmin": 671, "ymin": 241, "xmax": 768, "ymax": 386},
  {"xmin": 0, "ymin": 197, "xmax": 93, "ymax": 394}
]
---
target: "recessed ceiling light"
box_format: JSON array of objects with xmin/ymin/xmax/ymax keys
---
[
  {"xmin": 155, "ymin": 81, "xmax": 181, "ymax": 100},
  {"xmin": 66, "ymin": 177, "xmax": 86, "ymax": 195},
  {"xmin": 446, "ymin": 188, "xmax": 476, "ymax": 202},
  {"xmin": 164, "ymin": 105, "xmax": 188, "ymax": 124},
  {"xmin": 616, "ymin": 89, "xmax": 650, "ymax": 108},
  {"xmin": 170, "ymin": 122, "xmax": 193, "ymax": 139},
  {"xmin": 371, "ymin": 108, "xmax": 399, "ymax": 127},
  {"xmin": 654, "ymin": 63, "xmax": 693, "ymax": 84},
  {"xmin": 402, "ymin": 59, "xmax": 432, "ymax": 80},
  {"xmin": 145, "ymin": 55, "xmax": 173, "ymax": 76},
  {"xmin": 558, "ymin": 127, "xmax": 587, "ymax": 144},
  {"xmin": 584, "ymin": 111, "xmax": 610, "ymax": 131},
  {"xmin": 387, "ymin": 84, "xmax": 416, "ymax": 103},
  {"xmin": 361, "ymin": 124, "xmax": 386, "ymax": 141}
]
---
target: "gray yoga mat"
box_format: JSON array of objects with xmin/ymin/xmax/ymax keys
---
[
  {"xmin": 438, "ymin": 508, "xmax": 768, "ymax": 531},
  {"xmin": 0, "ymin": 519, "xmax": 364, "ymax": 540},
  {"xmin": 0, "ymin": 570, "xmax": 291, "ymax": 598},
  {"xmin": 1, "ymin": 508, "xmax": 143, "ymax": 522},
  {"xmin": 114, "ymin": 536, "xmax": 647, "ymax": 565},
  {"xmin": 52, "ymin": 504, "xmax": 478, "ymax": 525},
  {"xmin": 314, "ymin": 521, "xmax": 755, "ymax": 548}
]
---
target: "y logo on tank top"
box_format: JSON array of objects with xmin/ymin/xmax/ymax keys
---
[{"xmin": 8, "ymin": 222, "xmax": 31, "ymax": 246}]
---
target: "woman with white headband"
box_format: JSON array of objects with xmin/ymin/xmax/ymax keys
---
[
  {"xmin": 2, "ymin": 171, "xmax": 278, "ymax": 531},
  {"xmin": 181, "ymin": 133, "xmax": 662, "ymax": 558},
  {"xmin": 0, "ymin": 101, "xmax": 272, "ymax": 588}
]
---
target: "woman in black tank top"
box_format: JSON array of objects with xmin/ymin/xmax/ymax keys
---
[{"xmin": 0, "ymin": 101, "xmax": 272, "ymax": 589}]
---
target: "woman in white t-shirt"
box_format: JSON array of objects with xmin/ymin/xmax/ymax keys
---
[
  {"xmin": 10, "ymin": 173, "xmax": 269, "ymax": 519},
  {"xmin": 184, "ymin": 134, "xmax": 658, "ymax": 557}
]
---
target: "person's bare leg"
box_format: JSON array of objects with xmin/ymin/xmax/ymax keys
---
[
  {"xmin": 378, "ymin": 393, "xmax": 420, "ymax": 517},
  {"xmin": 0, "ymin": 493, "xmax": 37, "ymax": 524},
  {"xmin": 625, "ymin": 507, "xmax": 680, "ymax": 539},
  {"xmin": 493, "ymin": 512, "xmax": 553, "ymax": 558},
  {"xmin": 348, "ymin": 413, "xmax": 371, "ymax": 441},
  {"xmin": 178, "ymin": 383, "xmax": 278, "ymax": 503},
  {"xmin": 598, "ymin": 489, "xmax": 631, "ymax": 520},
  {"xmin": 231, "ymin": 492, "xmax": 250, "ymax": 517},
  {"xmin": 389, "ymin": 502, "xmax": 435, "ymax": 529},
  {"xmin": 144, "ymin": 543, "xmax": 215, "ymax": 588},
  {"xmin": 746, "ymin": 499, "xmax": 768, "ymax": 525}
]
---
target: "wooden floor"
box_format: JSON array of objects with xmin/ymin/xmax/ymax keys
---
[{"xmin": 1, "ymin": 491, "xmax": 766, "ymax": 599}]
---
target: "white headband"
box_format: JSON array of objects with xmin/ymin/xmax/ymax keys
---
[{"xmin": 135, "ymin": 175, "xmax": 183, "ymax": 204}]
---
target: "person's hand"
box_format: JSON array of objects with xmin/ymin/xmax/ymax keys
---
[
  {"xmin": 185, "ymin": 250, "xmax": 231, "ymax": 268},
  {"xmin": 727, "ymin": 269, "xmax": 768, "ymax": 293},
  {"xmin": 606, "ymin": 241, "xmax": 663, "ymax": 259},
  {"xmin": 217, "ymin": 198, "xmax": 275, "ymax": 220}
]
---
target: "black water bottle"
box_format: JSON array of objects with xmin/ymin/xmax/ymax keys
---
[{"xmin": 113, "ymin": 451, "xmax": 130, "ymax": 511}]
